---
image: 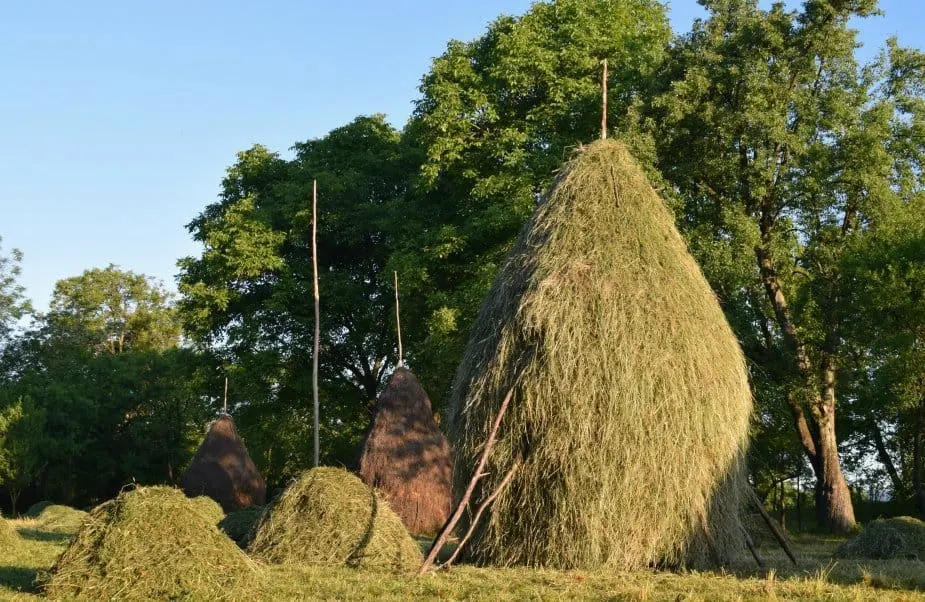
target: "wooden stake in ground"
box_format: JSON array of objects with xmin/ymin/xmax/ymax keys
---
[
  {"xmin": 420, "ymin": 384, "xmax": 516, "ymax": 575},
  {"xmin": 601, "ymin": 58, "xmax": 608, "ymax": 140},
  {"xmin": 312, "ymin": 179, "xmax": 320, "ymax": 468},
  {"xmin": 223, "ymin": 376, "xmax": 228, "ymax": 414},
  {"xmin": 748, "ymin": 488, "xmax": 798, "ymax": 566},
  {"xmin": 394, "ymin": 270, "xmax": 403, "ymax": 367}
]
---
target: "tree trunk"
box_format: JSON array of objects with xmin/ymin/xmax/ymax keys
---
[
  {"xmin": 870, "ymin": 419, "xmax": 904, "ymax": 497},
  {"xmin": 755, "ymin": 241, "xmax": 856, "ymax": 533},
  {"xmin": 915, "ymin": 403, "xmax": 924, "ymax": 515}
]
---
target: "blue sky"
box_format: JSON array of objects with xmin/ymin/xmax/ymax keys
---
[{"xmin": 1, "ymin": 0, "xmax": 922, "ymax": 310}]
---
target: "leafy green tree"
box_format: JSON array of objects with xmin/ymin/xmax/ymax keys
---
[
  {"xmin": 179, "ymin": 115, "xmax": 419, "ymax": 475},
  {"xmin": 0, "ymin": 396, "xmax": 45, "ymax": 513},
  {"xmin": 0, "ymin": 237, "xmax": 31, "ymax": 347},
  {"xmin": 399, "ymin": 0, "xmax": 671, "ymax": 400},
  {"xmin": 645, "ymin": 0, "xmax": 923, "ymax": 531}
]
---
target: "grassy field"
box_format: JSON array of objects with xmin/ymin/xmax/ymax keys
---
[{"xmin": 1, "ymin": 516, "xmax": 924, "ymax": 601}]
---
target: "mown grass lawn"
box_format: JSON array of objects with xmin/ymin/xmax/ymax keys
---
[{"xmin": 1, "ymin": 517, "xmax": 923, "ymax": 601}]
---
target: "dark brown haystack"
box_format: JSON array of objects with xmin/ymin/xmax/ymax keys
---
[
  {"xmin": 357, "ymin": 367, "xmax": 454, "ymax": 535},
  {"xmin": 182, "ymin": 415, "xmax": 266, "ymax": 512}
]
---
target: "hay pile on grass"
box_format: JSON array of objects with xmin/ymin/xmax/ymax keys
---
[
  {"xmin": 220, "ymin": 505, "xmax": 264, "ymax": 547},
  {"xmin": 24, "ymin": 500, "xmax": 53, "ymax": 517},
  {"xmin": 357, "ymin": 367, "xmax": 454, "ymax": 536},
  {"xmin": 836, "ymin": 516, "xmax": 925, "ymax": 561},
  {"xmin": 447, "ymin": 140, "xmax": 753, "ymax": 570},
  {"xmin": 32, "ymin": 504, "xmax": 87, "ymax": 534},
  {"xmin": 44, "ymin": 486, "xmax": 259, "ymax": 600},
  {"xmin": 182, "ymin": 415, "xmax": 266, "ymax": 512},
  {"xmin": 249, "ymin": 466, "xmax": 423, "ymax": 572}
]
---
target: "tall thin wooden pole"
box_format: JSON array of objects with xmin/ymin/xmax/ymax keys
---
[
  {"xmin": 223, "ymin": 377, "xmax": 228, "ymax": 414},
  {"xmin": 312, "ymin": 179, "xmax": 320, "ymax": 467},
  {"xmin": 601, "ymin": 58, "xmax": 608, "ymax": 140},
  {"xmin": 394, "ymin": 270, "xmax": 403, "ymax": 367}
]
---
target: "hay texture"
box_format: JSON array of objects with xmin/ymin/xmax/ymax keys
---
[
  {"xmin": 32, "ymin": 504, "xmax": 87, "ymax": 534},
  {"xmin": 836, "ymin": 516, "xmax": 925, "ymax": 561},
  {"xmin": 24, "ymin": 500, "xmax": 53, "ymax": 518},
  {"xmin": 447, "ymin": 140, "xmax": 753, "ymax": 570},
  {"xmin": 357, "ymin": 367, "xmax": 454, "ymax": 535},
  {"xmin": 182, "ymin": 415, "xmax": 266, "ymax": 512},
  {"xmin": 249, "ymin": 466, "xmax": 423, "ymax": 572},
  {"xmin": 0, "ymin": 515, "xmax": 21, "ymax": 551},
  {"xmin": 44, "ymin": 486, "xmax": 258, "ymax": 600}
]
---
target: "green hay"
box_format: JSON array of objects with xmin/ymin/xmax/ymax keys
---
[
  {"xmin": 190, "ymin": 495, "xmax": 226, "ymax": 525},
  {"xmin": 24, "ymin": 501, "xmax": 53, "ymax": 518},
  {"xmin": 220, "ymin": 505, "xmax": 264, "ymax": 547},
  {"xmin": 836, "ymin": 516, "xmax": 925, "ymax": 561},
  {"xmin": 44, "ymin": 485, "xmax": 259, "ymax": 600},
  {"xmin": 0, "ymin": 516, "xmax": 21, "ymax": 551},
  {"xmin": 249, "ymin": 467, "xmax": 423, "ymax": 573},
  {"xmin": 448, "ymin": 140, "xmax": 753, "ymax": 570},
  {"xmin": 32, "ymin": 504, "xmax": 87, "ymax": 534}
]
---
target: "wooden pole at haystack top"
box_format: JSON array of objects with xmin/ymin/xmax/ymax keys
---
[
  {"xmin": 223, "ymin": 377, "xmax": 228, "ymax": 414},
  {"xmin": 601, "ymin": 58, "xmax": 608, "ymax": 140},
  {"xmin": 394, "ymin": 271, "xmax": 403, "ymax": 367},
  {"xmin": 312, "ymin": 179, "xmax": 320, "ymax": 468}
]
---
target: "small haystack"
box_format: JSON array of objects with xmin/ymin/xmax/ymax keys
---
[
  {"xmin": 32, "ymin": 504, "xmax": 87, "ymax": 534},
  {"xmin": 249, "ymin": 466, "xmax": 423, "ymax": 572},
  {"xmin": 357, "ymin": 367, "xmax": 454, "ymax": 535},
  {"xmin": 44, "ymin": 486, "xmax": 258, "ymax": 600},
  {"xmin": 447, "ymin": 140, "xmax": 753, "ymax": 569},
  {"xmin": 24, "ymin": 500, "xmax": 53, "ymax": 518},
  {"xmin": 182, "ymin": 415, "xmax": 266, "ymax": 512},
  {"xmin": 836, "ymin": 516, "xmax": 925, "ymax": 561}
]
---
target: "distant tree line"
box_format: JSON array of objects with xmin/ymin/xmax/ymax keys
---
[{"xmin": 0, "ymin": 0, "xmax": 922, "ymax": 533}]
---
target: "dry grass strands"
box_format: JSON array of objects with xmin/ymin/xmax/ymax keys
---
[
  {"xmin": 220, "ymin": 505, "xmax": 264, "ymax": 547},
  {"xmin": 357, "ymin": 367, "xmax": 454, "ymax": 536},
  {"xmin": 448, "ymin": 140, "xmax": 753, "ymax": 570},
  {"xmin": 31, "ymin": 504, "xmax": 88, "ymax": 534},
  {"xmin": 249, "ymin": 466, "xmax": 423, "ymax": 573},
  {"xmin": 0, "ymin": 516, "xmax": 21, "ymax": 552},
  {"xmin": 836, "ymin": 516, "xmax": 925, "ymax": 561},
  {"xmin": 44, "ymin": 485, "xmax": 259, "ymax": 600},
  {"xmin": 182, "ymin": 415, "xmax": 267, "ymax": 512}
]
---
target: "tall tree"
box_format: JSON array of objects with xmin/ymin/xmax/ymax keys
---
[
  {"xmin": 645, "ymin": 0, "xmax": 922, "ymax": 532},
  {"xmin": 400, "ymin": 0, "xmax": 671, "ymax": 400},
  {"xmin": 0, "ymin": 237, "xmax": 31, "ymax": 347}
]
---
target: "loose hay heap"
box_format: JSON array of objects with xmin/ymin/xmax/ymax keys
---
[
  {"xmin": 357, "ymin": 367, "xmax": 454, "ymax": 536},
  {"xmin": 836, "ymin": 516, "xmax": 925, "ymax": 561},
  {"xmin": 31, "ymin": 504, "xmax": 88, "ymax": 534},
  {"xmin": 182, "ymin": 414, "xmax": 267, "ymax": 512},
  {"xmin": 447, "ymin": 139, "xmax": 753, "ymax": 570},
  {"xmin": 44, "ymin": 485, "xmax": 259, "ymax": 600},
  {"xmin": 24, "ymin": 500, "xmax": 54, "ymax": 518},
  {"xmin": 249, "ymin": 466, "xmax": 423, "ymax": 572}
]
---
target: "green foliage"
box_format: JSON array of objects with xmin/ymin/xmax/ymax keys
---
[
  {"xmin": 0, "ymin": 397, "xmax": 45, "ymax": 513},
  {"xmin": 399, "ymin": 0, "xmax": 671, "ymax": 402},
  {"xmin": 0, "ymin": 237, "xmax": 31, "ymax": 346},
  {"xmin": 179, "ymin": 115, "xmax": 420, "ymax": 476}
]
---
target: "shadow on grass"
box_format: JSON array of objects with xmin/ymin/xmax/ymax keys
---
[
  {"xmin": 0, "ymin": 564, "xmax": 41, "ymax": 594},
  {"xmin": 16, "ymin": 527, "xmax": 73, "ymax": 544}
]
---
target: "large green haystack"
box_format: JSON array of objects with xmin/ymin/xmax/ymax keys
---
[
  {"xmin": 836, "ymin": 516, "xmax": 925, "ymax": 561},
  {"xmin": 448, "ymin": 140, "xmax": 753, "ymax": 570},
  {"xmin": 249, "ymin": 466, "xmax": 423, "ymax": 572},
  {"xmin": 220, "ymin": 505, "xmax": 264, "ymax": 547},
  {"xmin": 44, "ymin": 486, "xmax": 258, "ymax": 600}
]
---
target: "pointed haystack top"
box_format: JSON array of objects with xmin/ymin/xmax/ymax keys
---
[
  {"xmin": 448, "ymin": 139, "xmax": 753, "ymax": 569},
  {"xmin": 357, "ymin": 367, "xmax": 454, "ymax": 535},
  {"xmin": 181, "ymin": 415, "xmax": 266, "ymax": 512}
]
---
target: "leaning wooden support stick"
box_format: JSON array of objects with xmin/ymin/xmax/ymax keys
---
[
  {"xmin": 748, "ymin": 488, "xmax": 798, "ymax": 566},
  {"xmin": 312, "ymin": 179, "xmax": 320, "ymax": 468},
  {"xmin": 419, "ymin": 385, "xmax": 516, "ymax": 575},
  {"xmin": 440, "ymin": 461, "xmax": 520, "ymax": 569}
]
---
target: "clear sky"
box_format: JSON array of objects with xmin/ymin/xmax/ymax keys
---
[{"xmin": 1, "ymin": 0, "xmax": 922, "ymax": 310}]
